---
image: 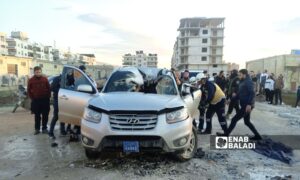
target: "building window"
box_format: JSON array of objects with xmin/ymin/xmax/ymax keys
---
[
  {"xmin": 54, "ymin": 65, "xmax": 57, "ymax": 69},
  {"xmin": 202, "ymin": 39, "xmax": 208, "ymax": 43},
  {"xmin": 213, "ymin": 64, "xmax": 218, "ymax": 68},
  {"xmin": 202, "ymin": 30, "xmax": 208, "ymax": 34},
  {"xmin": 202, "ymin": 48, "xmax": 207, "ymax": 53},
  {"xmin": 201, "ymin": 57, "xmax": 207, "ymax": 61},
  {"xmin": 21, "ymin": 62, "xmax": 26, "ymax": 66}
]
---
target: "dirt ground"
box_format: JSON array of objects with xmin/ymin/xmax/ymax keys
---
[{"xmin": 0, "ymin": 102, "xmax": 300, "ymax": 180}]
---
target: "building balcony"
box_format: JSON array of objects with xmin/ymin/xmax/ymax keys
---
[
  {"xmin": 210, "ymin": 43, "xmax": 223, "ymax": 47},
  {"xmin": 178, "ymin": 27, "xmax": 201, "ymax": 31},
  {"xmin": 178, "ymin": 44, "xmax": 189, "ymax": 48},
  {"xmin": 179, "ymin": 54, "xmax": 189, "ymax": 57},
  {"xmin": 210, "ymin": 35, "xmax": 224, "ymax": 38},
  {"xmin": 209, "ymin": 53, "xmax": 223, "ymax": 57}
]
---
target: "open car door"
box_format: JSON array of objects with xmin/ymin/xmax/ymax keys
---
[
  {"xmin": 58, "ymin": 66, "xmax": 98, "ymax": 126},
  {"xmin": 181, "ymin": 83, "xmax": 201, "ymax": 118}
]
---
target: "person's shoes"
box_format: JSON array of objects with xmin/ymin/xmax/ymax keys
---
[
  {"xmin": 42, "ymin": 129, "xmax": 49, "ymax": 134},
  {"xmin": 34, "ymin": 130, "xmax": 40, "ymax": 135},
  {"xmin": 200, "ymin": 130, "xmax": 211, "ymax": 135},
  {"xmin": 216, "ymin": 132, "xmax": 228, "ymax": 136},
  {"xmin": 197, "ymin": 129, "xmax": 203, "ymax": 134},
  {"xmin": 48, "ymin": 133, "xmax": 56, "ymax": 140},
  {"xmin": 268, "ymin": 102, "xmax": 272, "ymax": 105},
  {"xmin": 69, "ymin": 134, "xmax": 79, "ymax": 142},
  {"xmin": 250, "ymin": 135, "xmax": 262, "ymax": 141},
  {"xmin": 60, "ymin": 131, "xmax": 67, "ymax": 136}
]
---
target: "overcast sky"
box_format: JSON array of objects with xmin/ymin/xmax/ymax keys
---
[{"xmin": 1, "ymin": 0, "xmax": 300, "ymax": 68}]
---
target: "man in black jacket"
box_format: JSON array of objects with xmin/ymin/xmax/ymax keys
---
[
  {"xmin": 215, "ymin": 71, "xmax": 227, "ymax": 91},
  {"xmin": 49, "ymin": 75, "xmax": 67, "ymax": 139},
  {"xmin": 226, "ymin": 69, "xmax": 240, "ymax": 119},
  {"xmin": 217, "ymin": 69, "xmax": 262, "ymax": 140}
]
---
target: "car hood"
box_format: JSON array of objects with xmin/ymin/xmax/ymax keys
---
[{"xmin": 88, "ymin": 92, "xmax": 184, "ymax": 112}]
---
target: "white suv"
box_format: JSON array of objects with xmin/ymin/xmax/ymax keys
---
[{"xmin": 58, "ymin": 66, "xmax": 201, "ymax": 161}]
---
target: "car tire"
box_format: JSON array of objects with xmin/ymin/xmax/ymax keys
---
[
  {"xmin": 85, "ymin": 149, "xmax": 100, "ymax": 160},
  {"xmin": 175, "ymin": 127, "xmax": 198, "ymax": 161}
]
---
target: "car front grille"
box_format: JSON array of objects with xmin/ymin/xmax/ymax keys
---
[{"xmin": 109, "ymin": 114, "xmax": 158, "ymax": 130}]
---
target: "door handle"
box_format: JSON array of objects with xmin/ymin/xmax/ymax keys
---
[{"xmin": 59, "ymin": 95, "xmax": 68, "ymax": 100}]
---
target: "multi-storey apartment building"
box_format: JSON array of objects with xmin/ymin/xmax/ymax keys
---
[
  {"xmin": 171, "ymin": 17, "xmax": 228, "ymax": 74},
  {"xmin": 0, "ymin": 32, "xmax": 8, "ymax": 56},
  {"xmin": 123, "ymin": 50, "xmax": 158, "ymax": 68}
]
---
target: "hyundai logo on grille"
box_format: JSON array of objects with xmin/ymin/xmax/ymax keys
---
[{"xmin": 127, "ymin": 118, "xmax": 139, "ymax": 124}]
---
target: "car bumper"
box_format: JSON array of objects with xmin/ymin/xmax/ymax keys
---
[{"xmin": 81, "ymin": 113, "xmax": 193, "ymax": 152}]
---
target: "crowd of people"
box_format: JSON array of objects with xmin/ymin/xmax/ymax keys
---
[
  {"xmin": 26, "ymin": 65, "xmax": 299, "ymax": 142},
  {"xmin": 172, "ymin": 68, "xmax": 262, "ymax": 140},
  {"xmin": 27, "ymin": 65, "xmax": 88, "ymax": 140}
]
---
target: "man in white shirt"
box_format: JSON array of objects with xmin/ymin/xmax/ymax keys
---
[
  {"xmin": 264, "ymin": 76, "xmax": 275, "ymax": 104},
  {"xmin": 260, "ymin": 70, "xmax": 269, "ymax": 94}
]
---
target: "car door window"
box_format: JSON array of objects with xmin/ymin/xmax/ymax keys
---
[{"xmin": 61, "ymin": 67, "xmax": 93, "ymax": 92}]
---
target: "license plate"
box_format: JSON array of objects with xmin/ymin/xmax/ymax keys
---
[{"xmin": 123, "ymin": 141, "xmax": 139, "ymax": 153}]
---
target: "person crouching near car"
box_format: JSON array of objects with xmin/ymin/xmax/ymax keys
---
[
  {"xmin": 27, "ymin": 66, "xmax": 51, "ymax": 135},
  {"xmin": 197, "ymin": 73, "xmax": 228, "ymax": 135}
]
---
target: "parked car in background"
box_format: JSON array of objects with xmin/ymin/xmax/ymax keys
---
[{"xmin": 58, "ymin": 66, "xmax": 201, "ymax": 161}]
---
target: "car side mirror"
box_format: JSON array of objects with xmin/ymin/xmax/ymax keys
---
[{"xmin": 77, "ymin": 84, "xmax": 93, "ymax": 93}]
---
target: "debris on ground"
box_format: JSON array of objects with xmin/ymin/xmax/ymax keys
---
[
  {"xmin": 51, "ymin": 142, "xmax": 58, "ymax": 147},
  {"xmin": 205, "ymin": 151, "xmax": 229, "ymax": 163},
  {"xmin": 81, "ymin": 153, "xmax": 180, "ymax": 177},
  {"xmin": 194, "ymin": 148, "xmax": 205, "ymax": 158},
  {"xmin": 267, "ymin": 175, "xmax": 292, "ymax": 180}
]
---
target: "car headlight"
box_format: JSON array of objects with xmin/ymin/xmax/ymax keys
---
[
  {"xmin": 166, "ymin": 108, "xmax": 189, "ymax": 124},
  {"xmin": 83, "ymin": 108, "xmax": 102, "ymax": 123}
]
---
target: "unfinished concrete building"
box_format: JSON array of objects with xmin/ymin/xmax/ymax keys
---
[{"xmin": 171, "ymin": 17, "xmax": 227, "ymax": 74}]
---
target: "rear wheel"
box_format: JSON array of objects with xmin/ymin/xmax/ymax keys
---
[
  {"xmin": 85, "ymin": 149, "xmax": 101, "ymax": 160},
  {"xmin": 175, "ymin": 127, "xmax": 198, "ymax": 161}
]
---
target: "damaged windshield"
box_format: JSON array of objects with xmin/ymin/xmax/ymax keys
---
[{"xmin": 103, "ymin": 69, "xmax": 178, "ymax": 95}]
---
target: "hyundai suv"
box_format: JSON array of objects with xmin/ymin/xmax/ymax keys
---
[{"xmin": 58, "ymin": 66, "xmax": 201, "ymax": 161}]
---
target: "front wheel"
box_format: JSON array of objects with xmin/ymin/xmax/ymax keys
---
[
  {"xmin": 175, "ymin": 127, "xmax": 198, "ymax": 161},
  {"xmin": 85, "ymin": 149, "xmax": 101, "ymax": 160}
]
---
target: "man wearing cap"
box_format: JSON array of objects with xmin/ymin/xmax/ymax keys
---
[{"xmin": 197, "ymin": 73, "xmax": 227, "ymax": 134}]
